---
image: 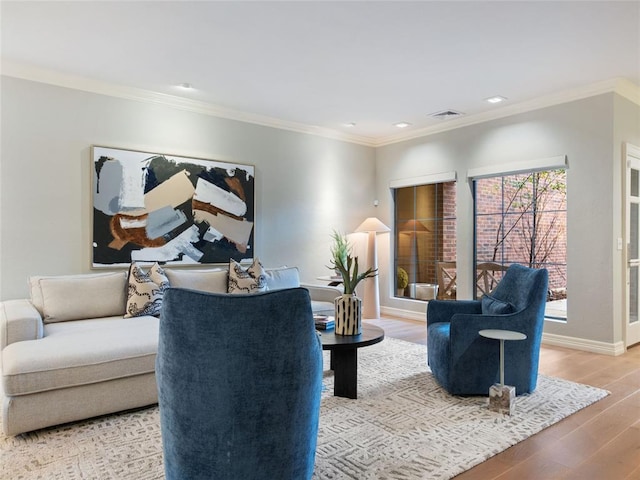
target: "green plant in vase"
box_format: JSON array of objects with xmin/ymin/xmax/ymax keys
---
[
  {"xmin": 329, "ymin": 230, "xmax": 349, "ymax": 277},
  {"xmin": 328, "ymin": 231, "xmax": 377, "ymax": 335},
  {"xmin": 328, "ymin": 231, "xmax": 377, "ymax": 294},
  {"xmin": 397, "ymin": 267, "xmax": 408, "ymax": 296}
]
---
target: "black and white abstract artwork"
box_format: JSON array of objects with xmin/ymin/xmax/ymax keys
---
[{"xmin": 92, "ymin": 146, "xmax": 255, "ymax": 267}]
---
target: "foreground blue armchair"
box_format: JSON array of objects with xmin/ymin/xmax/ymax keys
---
[
  {"xmin": 156, "ymin": 287, "xmax": 323, "ymax": 480},
  {"xmin": 427, "ymin": 264, "xmax": 548, "ymax": 395}
]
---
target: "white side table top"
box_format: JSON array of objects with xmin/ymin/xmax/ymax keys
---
[{"xmin": 479, "ymin": 329, "xmax": 527, "ymax": 341}]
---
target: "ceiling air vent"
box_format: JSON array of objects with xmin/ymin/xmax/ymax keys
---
[{"xmin": 429, "ymin": 110, "xmax": 465, "ymax": 119}]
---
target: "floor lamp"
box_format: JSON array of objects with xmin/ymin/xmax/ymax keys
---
[{"xmin": 355, "ymin": 217, "xmax": 390, "ymax": 319}]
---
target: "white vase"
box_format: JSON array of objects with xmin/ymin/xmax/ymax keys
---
[{"xmin": 334, "ymin": 293, "xmax": 362, "ymax": 335}]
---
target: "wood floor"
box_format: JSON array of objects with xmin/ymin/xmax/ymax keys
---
[{"xmin": 364, "ymin": 317, "xmax": 640, "ymax": 480}]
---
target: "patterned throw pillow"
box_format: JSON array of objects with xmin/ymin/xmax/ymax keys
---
[
  {"xmin": 125, "ymin": 262, "xmax": 170, "ymax": 318},
  {"xmin": 228, "ymin": 258, "xmax": 267, "ymax": 294}
]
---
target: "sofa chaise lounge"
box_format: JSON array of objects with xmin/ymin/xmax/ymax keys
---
[{"xmin": 0, "ymin": 266, "xmax": 339, "ymax": 436}]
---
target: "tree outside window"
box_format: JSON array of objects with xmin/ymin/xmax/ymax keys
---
[{"xmin": 475, "ymin": 169, "xmax": 567, "ymax": 318}]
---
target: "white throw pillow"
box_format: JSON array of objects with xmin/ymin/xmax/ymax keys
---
[
  {"xmin": 264, "ymin": 266, "xmax": 300, "ymax": 290},
  {"xmin": 228, "ymin": 258, "xmax": 267, "ymax": 294},
  {"xmin": 39, "ymin": 272, "xmax": 127, "ymax": 323},
  {"xmin": 29, "ymin": 272, "xmax": 123, "ymax": 317},
  {"xmin": 125, "ymin": 262, "xmax": 169, "ymax": 318},
  {"xmin": 164, "ymin": 268, "xmax": 228, "ymax": 293}
]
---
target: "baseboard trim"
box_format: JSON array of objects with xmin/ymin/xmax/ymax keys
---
[
  {"xmin": 542, "ymin": 333, "xmax": 625, "ymax": 356},
  {"xmin": 380, "ymin": 305, "xmax": 426, "ymax": 322}
]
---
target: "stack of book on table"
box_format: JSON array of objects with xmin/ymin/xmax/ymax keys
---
[{"xmin": 314, "ymin": 315, "xmax": 334, "ymax": 330}]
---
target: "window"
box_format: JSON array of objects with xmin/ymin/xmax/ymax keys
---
[
  {"xmin": 474, "ymin": 169, "xmax": 567, "ymax": 320},
  {"xmin": 394, "ymin": 181, "xmax": 456, "ymax": 300}
]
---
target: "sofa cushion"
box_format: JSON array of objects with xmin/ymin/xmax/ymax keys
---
[
  {"xmin": 164, "ymin": 268, "xmax": 228, "ymax": 293},
  {"xmin": 36, "ymin": 272, "xmax": 127, "ymax": 323},
  {"xmin": 228, "ymin": 258, "xmax": 267, "ymax": 294},
  {"xmin": 265, "ymin": 266, "xmax": 301, "ymax": 290},
  {"xmin": 29, "ymin": 272, "xmax": 125, "ymax": 317},
  {"xmin": 2, "ymin": 316, "xmax": 158, "ymax": 396},
  {"xmin": 125, "ymin": 262, "xmax": 169, "ymax": 318}
]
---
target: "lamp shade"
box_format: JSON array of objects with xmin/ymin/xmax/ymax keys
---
[
  {"xmin": 398, "ymin": 219, "xmax": 430, "ymax": 233},
  {"xmin": 355, "ymin": 217, "xmax": 390, "ymax": 233}
]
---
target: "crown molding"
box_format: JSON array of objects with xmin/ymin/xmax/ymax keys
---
[
  {"xmin": 375, "ymin": 77, "xmax": 640, "ymax": 147},
  {"xmin": 2, "ymin": 60, "xmax": 637, "ymax": 149},
  {"xmin": 615, "ymin": 77, "xmax": 640, "ymax": 106},
  {"xmin": 0, "ymin": 60, "xmax": 379, "ymax": 147}
]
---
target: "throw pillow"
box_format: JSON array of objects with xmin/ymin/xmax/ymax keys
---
[
  {"xmin": 164, "ymin": 268, "xmax": 228, "ymax": 293},
  {"xmin": 125, "ymin": 262, "xmax": 170, "ymax": 318},
  {"xmin": 264, "ymin": 266, "xmax": 300, "ymax": 290},
  {"xmin": 39, "ymin": 272, "xmax": 127, "ymax": 323},
  {"xmin": 30, "ymin": 272, "xmax": 126, "ymax": 317},
  {"xmin": 481, "ymin": 294, "xmax": 514, "ymax": 315},
  {"xmin": 228, "ymin": 258, "xmax": 267, "ymax": 294}
]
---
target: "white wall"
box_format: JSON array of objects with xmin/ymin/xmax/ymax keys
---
[
  {"xmin": 0, "ymin": 77, "xmax": 376, "ymax": 299},
  {"xmin": 375, "ymin": 94, "xmax": 640, "ymax": 347}
]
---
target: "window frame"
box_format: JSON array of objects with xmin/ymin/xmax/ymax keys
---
[
  {"xmin": 391, "ymin": 172, "xmax": 457, "ymax": 301},
  {"xmin": 469, "ymin": 157, "xmax": 568, "ymax": 321}
]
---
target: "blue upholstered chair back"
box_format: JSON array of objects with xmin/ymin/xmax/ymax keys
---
[
  {"xmin": 156, "ymin": 287, "xmax": 323, "ymax": 480},
  {"xmin": 427, "ymin": 264, "xmax": 548, "ymax": 395},
  {"xmin": 491, "ymin": 264, "xmax": 548, "ymax": 315}
]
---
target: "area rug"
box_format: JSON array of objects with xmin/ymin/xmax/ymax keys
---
[{"xmin": 0, "ymin": 337, "xmax": 609, "ymax": 480}]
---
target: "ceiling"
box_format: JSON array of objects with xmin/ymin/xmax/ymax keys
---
[{"xmin": 2, "ymin": 1, "xmax": 639, "ymax": 145}]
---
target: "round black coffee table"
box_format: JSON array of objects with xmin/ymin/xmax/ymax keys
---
[{"xmin": 319, "ymin": 324, "xmax": 385, "ymax": 399}]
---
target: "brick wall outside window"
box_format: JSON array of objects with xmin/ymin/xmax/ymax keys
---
[{"xmin": 475, "ymin": 170, "xmax": 567, "ymax": 300}]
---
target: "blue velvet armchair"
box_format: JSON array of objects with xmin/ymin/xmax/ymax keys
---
[
  {"xmin": 427, "ymin": 264, "xmax": 548, "ymax": 396},
  {"xmin": 156, "ymin": 287, "xmax": 323, "ymax": 480}
]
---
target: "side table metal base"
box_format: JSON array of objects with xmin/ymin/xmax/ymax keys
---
[{"xmin": 489, "ymin": 383, "xmax": 516, "ymax": 415}]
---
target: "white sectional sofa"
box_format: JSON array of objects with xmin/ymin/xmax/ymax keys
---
[{"xmin": 0, "ymin": 266, "xmax": 340, "ymax": 436}]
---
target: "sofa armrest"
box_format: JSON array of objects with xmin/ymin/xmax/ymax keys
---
[
  {"xmin": 0, "ymin": 299, "xmax": 44, "ymax": 350},
  {"xmin": 301, "ymin": 283, "xmax": 342, "ymax": 303}
]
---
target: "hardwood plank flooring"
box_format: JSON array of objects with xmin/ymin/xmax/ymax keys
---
[{"xmin": 363, "ymin": 316, "xmax": 640, "ymax": 480}]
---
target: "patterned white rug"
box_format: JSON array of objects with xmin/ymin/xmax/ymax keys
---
[{"xmin": 0, "ymin": 337, "xmax": 609, "ymax": 480}]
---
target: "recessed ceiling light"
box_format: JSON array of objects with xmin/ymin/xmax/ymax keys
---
[
  {"xmin": 177, "ymin": 83, "xmax": 194, "ymax": 90},
  {"xmin": 394, "ymin": 122, "xmax": 412, "ymax": 128},
  {"xmin": 485, "ymin": 95, "xmax": 507, "ymax": 104}
]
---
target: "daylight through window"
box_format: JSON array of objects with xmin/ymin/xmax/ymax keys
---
[{"xmin": 474, "ymin": 169, "xmax": 567, "ymax": 320}]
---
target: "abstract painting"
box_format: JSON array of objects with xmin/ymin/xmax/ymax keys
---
[{"xmin": 92, "ymin": 146, "xmax": 255, "ymax": 267}]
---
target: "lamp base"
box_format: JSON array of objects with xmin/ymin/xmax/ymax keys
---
[{"xmin": 361, "ymin": 230, "xmax": 380, "ymax": 319}]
